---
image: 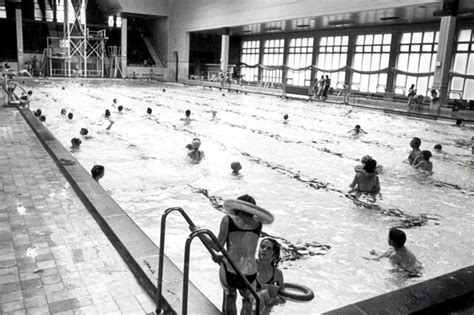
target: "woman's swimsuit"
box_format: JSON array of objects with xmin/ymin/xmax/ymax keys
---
[
  {"xmin": 256, "ymin": 266, "xmax": 275, "ymax": 291},
  {"xmin": 223, "ymin": 216, "xmax": 262, "ymax": 289}
]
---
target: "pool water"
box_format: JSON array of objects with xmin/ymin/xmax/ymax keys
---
[{"xmin": 27, "ymin": 79, "xmax": 473, "ymax": 313}]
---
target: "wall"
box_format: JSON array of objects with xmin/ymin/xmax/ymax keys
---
[
  {"xmin": 167, "ymin": 0, "xmax": 441, "ymax": 81},
  {"xmin": 144, "ymin": 17, "xmax": 169, "ymax": 67},
  {"xmin": 120, "ymin": 0, "xmax": 168, "ymax": 16}
]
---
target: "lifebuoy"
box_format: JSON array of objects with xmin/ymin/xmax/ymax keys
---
[{"xmin": 278, "ymin": 282, "xmax": 314, "ymax": 302}]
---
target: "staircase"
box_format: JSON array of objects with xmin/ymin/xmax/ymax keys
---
[{"xmin": 143, "ymin": 37, "xmax": 166, "ymax": 67}]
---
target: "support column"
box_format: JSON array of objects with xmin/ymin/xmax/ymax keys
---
[
  {"xmin": 220, "ymin": 27, "xmax": 230, "ymax": 73},
  {"xmin": 121, "ymin": 16, "xmax": 128, "ymax": 78},
  {"xmin": 15, "ymin": 3, "xmax": 24, "ymax": 71},
  {"xmin": 344, "ymin": 35, "xmax": 356, "ymax": 87},
  {"xmin": 432, "ymin": 15, "xmax": 457, "ymax": 105},
  {"xmin": 386, "ymin": 33, "xmax": 401, "ymax": 99}
]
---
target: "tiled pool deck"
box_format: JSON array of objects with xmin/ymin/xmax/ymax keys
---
[{"xmin": 0, "ymin": 107, "xmax": 155, "ymax": 314}]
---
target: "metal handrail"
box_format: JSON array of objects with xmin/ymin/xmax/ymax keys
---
[
  {"xmin": 156, "ymin": 207, "xmax": 261, "ymax": 315},
  {"xmin": 183, "ymin": 229, "xmax": 261, "ymax": 315}
]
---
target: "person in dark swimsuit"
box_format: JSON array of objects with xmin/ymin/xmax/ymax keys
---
[
  {"xmin": 256, "ymin": 238, "xmax": 285, "ymax": 313},
  {"xmin": 200, "ymin": 194, "xmax": 263, "ymax": 315}
]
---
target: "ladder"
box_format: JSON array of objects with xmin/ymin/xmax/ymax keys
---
[{"xmin": 156, "ymin": 207, "xmax": 262, "ymax": 315}]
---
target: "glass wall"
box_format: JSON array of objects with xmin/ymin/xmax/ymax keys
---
[
  {"xmin": 240, "ymin": 40, "xmax": 260, "ymax": 82},
  {"xmin": 395, "ymin": 31, "xmax": 438, "ymax": 96},
  {"xmin": 450, "ymin": 29, "xmax": 474, "ymax": 100},
  {"xmin": 352, "ymin": 34, "xmax": 391, "ymax": 93},
  {"xmin": 316, "ymin": 36, "xmax": 348, "ymax": 89},
  {"xmin": 262, "ymin": 39, "xmax": 285, "ymax": 83},
  {"xmin": 287, "ymin": 37, "xmax": 314, "ymax": 87}
]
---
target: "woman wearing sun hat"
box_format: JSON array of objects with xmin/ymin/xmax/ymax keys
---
[{"xmin": 203, "ymin": 194, "xmax": 274, "ymax": 315}]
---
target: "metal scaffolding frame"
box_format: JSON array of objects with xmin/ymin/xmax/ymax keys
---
[{"xmin": 45, "ymin": 0, "xmax": 107, "ymax": 77}]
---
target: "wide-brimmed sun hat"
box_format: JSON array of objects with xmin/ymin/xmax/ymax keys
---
[{"xmin": 222, "ymin": 199, "xmax": 274, "ymax": 224}]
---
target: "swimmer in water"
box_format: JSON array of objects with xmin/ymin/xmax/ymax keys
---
[
  {"xmin": 433, "ymin": 144, "xmax": 443, "ymax": 153},
  {"xmin": 369, "ymin": 228, "xmax": 422, "ymax": 275},
  {"xmin": 407, "ymin": 137, "xmax": 422, "ymax": 165},
  {"xmin": 61, "ymin": 108, "xmax": 67, "ymax": 115},
  {"xmin": 412, "ymin": 150, "xmax": 433, "ymax": 173},
  {"xmin": 256, "ymin": 238, "xmax": 285, "ymax": 313},
  {"xmin": 112, "ymin": 98, "xmax": 118, "ymax": 107},
  {"xmin": 231, "ymin": 161, "xmax": 242, "ymax": 176},
  {"xmin": 68, "ymin": 113, "xmax": 73, "ymax": 120},
  {"xmin": 348, "ymin": 159, "xmax": 381, "ymax": 200},
  {"xmin": 91, "ymin": 164, "xmax": 105, "ymax": 181},
  {"xmin": 355, "ymin": 155, "xmax": 383, "ymax": 174},
  {"xmin": 283, "ymin": 114, "xmax": 289, "ymax": 124},
  {"xmin": 348, "ymin": 124, "xmax": 367, "ymax": 135},
  {"xmin": 71, "ymin": 137, "xmax": 82, "ymax": 148},
  {"xmin": 118, "ymin": 105, "xmax": 123, "ymax": 112},
  {"xmin": 180, "ymin": 109, "xmax": 195, "ymax": 125},
  {"xmin": 187, "ymin": 138, "xmax": 205, "ymax": 163}
]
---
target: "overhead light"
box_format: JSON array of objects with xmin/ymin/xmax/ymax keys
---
[
  {"xmin": 380, "ymin": 16, "xmax": 400, "ymax": 21},
  {"xmin": 328, "ymin": 19, "xmax": 354, "ymax": 26},
  {"xmin": 264, "ymin": 27, "xmax": 282, "ymax": 32},
  {"xmin": 297, "ymin": 24, "xmax": 311, "ymax": 28}
]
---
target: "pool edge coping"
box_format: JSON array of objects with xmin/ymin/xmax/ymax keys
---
[{"xmin": 17, "ymin": 106, "xmax": 221, "ymax": 315}]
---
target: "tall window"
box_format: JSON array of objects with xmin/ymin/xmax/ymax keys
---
[
  {"xmin": 395, "ymin": 31, "xmax": 438, "ymax": 96},
  {"xmin": 352, "ymin": 34, "xmax": 391, "ymax": 93},
  {"xmin": 316, "ymin": 36, "xmax": 348, "ymax": 89},
  {"xmin": 240, "ymin": 40, "xmax": 260, "ymax": 82},
  {"xmin": 0, "ymin": 0, "xmax": 6, "ymax": 19},
  {"xmin": 35, "ymin": 0, "xmax": 85, "ymax": 24},
  {"xmin": 108, "ymin": 16, "xmax": 122, "ymax": 28},
  {"xmin": 262, "ymin": 39, "xmax": 284, "ymax": 83},
  {"xmin": 287, "ymin": 37, "xmax": 314, "ymax": 87},
  {"xmin": 450, "ymin": 29, "xmax": 474, "ymax": 100}
]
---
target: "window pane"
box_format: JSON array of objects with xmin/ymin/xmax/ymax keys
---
[
  {"xmin": 453, "ymin": 53, "xmax": 468, "ymax": 73},
  {"xmin": 458, "ymin": 29, "xmax": 471, "ymax": 42},
  {"xmin": 412, "ymin": 32, "xmax": 422, "ymax": 43},
  {"xmin": 374, "ymin": 34, "xmax": 383, "ymax": 45},
  {"xmin": 423, "ymin": 32, "xmax": 434, "ymax": 43},
  {"xmin": 401, "ymin": 33, "xmax": 411, "ymax": 44}
]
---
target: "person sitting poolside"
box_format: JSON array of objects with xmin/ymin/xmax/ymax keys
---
[
  {"xmin": 256, "ymin": 238, "xmax": 285, "ymax": 313},
  {"xmin": 186, "ymin": 138, "xmax": 205, "ymax": 163},
  {"xmin": 407, "ymin": 137, "xmax": 422, "ymax": 165},
  {"xmin": 369, "ymin": 228, "xmax": 422, "ymax": 275},
  {"xmin": 412, "ymin": 150, "xmax": 433, "ymax": 173},
  {"xmin": 231, "ymin": 161, "xmax": 242, "ymax": 176},
  {"xmin": 91, "ymin": 164, "xmax": 105, "ymax": 181},
  {"xmin": 349, "ymin": 159, "xmax": 381, "ymax": 200}
]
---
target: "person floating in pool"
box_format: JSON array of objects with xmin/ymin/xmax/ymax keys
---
[
  {"xmin": 256, "ymin": 238, "xmax": 285, "ymax": 313},
  {"xmin": 91, "ymin": 165, "xmax": 105, "ymax": 181},
  {"xmin": 194, "ymin": 194, "xmax": 272, "ymax": 315},
  {"xmin": 283, "ymin": 114, "xmax": 289, "ymax": 124},
  {"xmin": 180, "ymin": 109, "xmax": 195, "ymax": 125},
  {"xmin": 433, "ymin": 144, "xmax": 443, "ymax": 152},
  {"xmin": 348, "ymin": 159, "xmax": 381, "ymax": 200},
  {"xmin": 186, "ymin": 138, "xmax": 205, "ymax": 163},
  {"xmin": 231, "ymin": 161, "xmax": 242, "ymax": 177},
  {"xmin": 369, "ymin": 228, "xmax": 422, "ymax": 276},
  {"xmin": 348, "ymin": 124, "xmax": 367, "ymax": 135},
  {"xmin": 71, "ymin": 138, "xmax": 82, "ymax": 150},
  {"xmin": 412, "ymin": 150, "xmax": 433, "ymax": 174},
  {"xmin": 407, "ymin": 137, "xmax": 422, "ymax": 165},
  {"xmin": 355, "ymin": 155, "xmax": 383, "ymax": 174}
]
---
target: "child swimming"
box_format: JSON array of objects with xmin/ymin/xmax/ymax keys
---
[
  {"xmin": 407, "ymin": 137, "xmax": 422, "ymax": 165},
  {"xmin": 413, "ymin": 150, "xmax": 433, "ymax": 173},
  {"xmin": 349, "ymin": 159, "xmax": 381, "ymax": 200},
  {"xmin": 370, "ymin": 227, "xmax": 422, "ymax": 275},
  {"xmin": 231, "ymin": 161, "xmax": 242, "ymax": 176},
  {"xmin": 348, "ymin": 124, "xmax": 367, "ymax": 135},
  {"xmin": 186, "ymin": 138, "xmax": 205, "ymax": 163},
  {"xmin": 256, "ymin": 238, "xmax": 285, "ymax": 313}
]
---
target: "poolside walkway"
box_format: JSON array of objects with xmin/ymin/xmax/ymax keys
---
[{"xmin": 0, "ymin": 106, "xmax": 155, "ymax": 314}]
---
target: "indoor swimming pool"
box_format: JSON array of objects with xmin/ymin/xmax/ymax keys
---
[{"xmin": 25, "ymin": 78, "xmax": 474, "ymax": 313}]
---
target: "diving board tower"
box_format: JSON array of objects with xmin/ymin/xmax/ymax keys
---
[{"xmin": 46, "ymin": 0, "xmax": 107, "ymax": 77}]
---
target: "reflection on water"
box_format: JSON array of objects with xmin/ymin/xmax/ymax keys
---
[{"xmin": 29, "ymin": 79, "xmax": 474, "ymax": 314}]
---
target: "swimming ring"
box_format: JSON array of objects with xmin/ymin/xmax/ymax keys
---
[
  {"xmin": 222, "ymin": 200, "xmax": 274, "ymax": 224},
  {"xmin": 278, "ymin": 282, "xmax": 314, "ymax": 302}
]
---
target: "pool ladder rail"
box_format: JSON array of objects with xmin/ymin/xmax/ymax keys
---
[{"xmin": 156, "ymin": 207, "xmax": 262, "ymax": 315}]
